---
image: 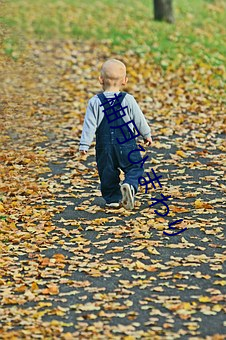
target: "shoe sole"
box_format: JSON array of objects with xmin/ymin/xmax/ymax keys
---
[
  {"xmin": 120, "ymin": 183, "xmax": 134, "ymax": 210},
  {"xmin": 105, "ymin": 203, "xmax": 121, "ymax": 208}
]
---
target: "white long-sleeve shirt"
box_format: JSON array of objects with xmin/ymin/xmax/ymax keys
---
[{"xmin": 79, "ymin": 91, "xmax": 151, "ymax": 151}]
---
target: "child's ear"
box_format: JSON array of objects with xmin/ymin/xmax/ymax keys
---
[
  {"xmin": 122, "ymin": 76, "xmax": 128, "ymax": 85},
  {"xmin": 99, "ymin": 76, "xmax": 104, "ymax": 84}
]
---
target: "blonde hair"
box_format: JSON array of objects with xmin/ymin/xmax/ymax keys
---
[{"xmin": 100, "ymin": 59, "xmax": 126, "ymax": 86}]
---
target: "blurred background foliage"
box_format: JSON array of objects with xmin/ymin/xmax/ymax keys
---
[{"xmin": 0, "ymin": 0, "xmax": 225, "ymax": 67}]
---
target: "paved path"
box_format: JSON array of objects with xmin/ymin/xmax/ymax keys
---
[{"xmin": 0, "ymin": 41, "xmax": 225, "ymax": 339}]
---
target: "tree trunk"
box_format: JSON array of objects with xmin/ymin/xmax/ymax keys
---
[{"xmin": 153, "ymin": 0, "xmax": 174, "ymax": 23}]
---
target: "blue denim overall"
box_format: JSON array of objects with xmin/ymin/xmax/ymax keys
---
[{"xmin": 96, "ymin": 92, "xmax": 144, "ymax": 204}]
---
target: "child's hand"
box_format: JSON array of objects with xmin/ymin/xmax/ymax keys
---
[
  {"xmin": 80, "ymin": 150, "xmax": 87, "ymax": 155},
  {"xmin": 144, "ymin": 137, "xmax": 152, "ymax": 146}
]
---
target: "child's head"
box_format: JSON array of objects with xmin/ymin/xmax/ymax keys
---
[{"xmin": 99, "ymin": 59, "xmax": 128, "ymax": 91}]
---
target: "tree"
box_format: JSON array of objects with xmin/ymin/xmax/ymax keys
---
[{"xmin": 153, "ymin": 0, "xmax": 174, "ymax": 23}]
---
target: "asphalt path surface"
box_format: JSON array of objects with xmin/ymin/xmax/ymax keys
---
[{"xmin": 34, "ymin": 126, "xmax": 225, "ymax": 339}]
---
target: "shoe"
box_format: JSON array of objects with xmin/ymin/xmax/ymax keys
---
[
  {"xmin": 120, "ymin": 183, "xmax": 135, "ymax": 210},
  {"xmin": 105, "ymin": 202, "xmax": 121, "ymax": 208}
]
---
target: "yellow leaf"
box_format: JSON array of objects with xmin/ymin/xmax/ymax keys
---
[
  {"xmin": 214, "ymin": 280, "xmax": 226, "ymax": 286},
  {"xmin": 212, "ymin": 304, "xmax": 223, "ymax": 312},
  {"xmin": 70, "ymin": 236, "xmax": 84, "ymax": 243},
  {"xmin": 183, "ymin": 302, "xmax": 193, "ymax": 310},
  {"xmin": 92, "ymin": 218, "xmax": 108, "ymax": 225},
  {"xmin": 48, "ymin": 284, "xmax": 59, "ymax": 295},
  {"xmin": 106, "ymin": 247, "xmax": 124, "ymax": 254},
  {"xmin": 31, "ymin": 282, "xmax": 39, "ymax": 292},
  {"xmin": 147, "ymin": 247, "xmax": 160, "ymax": 255},
  {"xmin": 14, "ymin": 285, "xmax": 27, "ymax": 293},
  {"xmin": 135, "ymin": 260, "xmax": 157, "ymax": 272},
  {"xmin": 135, "ymin": 260, "xmax": 147, "ymax": 269},
  {"xmin": 33, "ymin": 310, "xmax": 51, "ymax": 319},
  {"xmin": 194, "ymin": 199, "xmax": 213, "ymax": 209},
  {"xmin": 153, "ymin": 286, "xmax": 164, "ymax": 292},
  {"xmin": 9, "ymin": 222, "xmax": 16, "ymax": 228},
  {"xmin": 198, "ymin": 296, "xmax": 211, "ymax": 303},
  {"xmin": 176, "ymin": 150, "xmax": 186, "ymax": 158},
  {"xmin": 155, "ymin": 224, "xmax": 165, "ymax": 230},
  {"xmin": 37, "ymin": 302, "xmax": 52, "ymax": 308},
  {"xmin": 42, "ymin": 284, "xmax": 59, "ymax": 295},
  {"xmin": 187, "ymin": 323, "xmax": 198, "ymax": 331},
  {"xmin": 0, "ymin": 203, "xmax": 5, "ymax": 212},
  {"xmin": 53, "ymin": 253, "xmax": 66, "ymax": 262},
  {"xmin": 62, "ymin": 333, "xmax": 74, "ymax": 340},
  {"xmin": 151, "ymin": 158, "xmax": 160, "ymax": 164}
]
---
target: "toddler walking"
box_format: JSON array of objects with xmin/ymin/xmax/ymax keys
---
[{"xmin": 79, "ymin": 59, "xmax": 152, "ymax": 209}]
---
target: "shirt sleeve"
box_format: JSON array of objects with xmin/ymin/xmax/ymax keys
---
[
  {"xmin": 79, "ymin": 99, "xmax": 97, "ymax": 151},
  {"xmin": 128, "ymin": 95, "xmax": 151, "ymax": 139}
]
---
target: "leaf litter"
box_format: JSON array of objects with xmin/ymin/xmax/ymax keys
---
[{"xmin": 0, "ymin": 39, "xmax": 225, "ymax": 339}]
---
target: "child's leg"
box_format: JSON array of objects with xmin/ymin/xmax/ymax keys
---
[
  {"xmin": 96, "ymin": 146, "xmax": 122, "ymax": 203},
  {"xmin": 117, "ymin": 144, "xmax": 144, "ymax": 193}
]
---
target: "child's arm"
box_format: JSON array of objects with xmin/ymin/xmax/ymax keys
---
[
  {"xmin": 128, "ymin": 95, "xmax": 152, "ymax": 144},
  {"xmin": 79, "ymin": 99, "xmax": 97, "ymax": 153}
]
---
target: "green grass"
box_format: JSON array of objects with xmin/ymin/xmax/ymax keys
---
[{"xmin": 1, "ymin": 0, "xmax": 225, "ymax": 65}]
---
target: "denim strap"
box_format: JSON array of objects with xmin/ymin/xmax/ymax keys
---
[{"xmin": 97, "ymin": 92, "xmax": 127, "ymax": 114}]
